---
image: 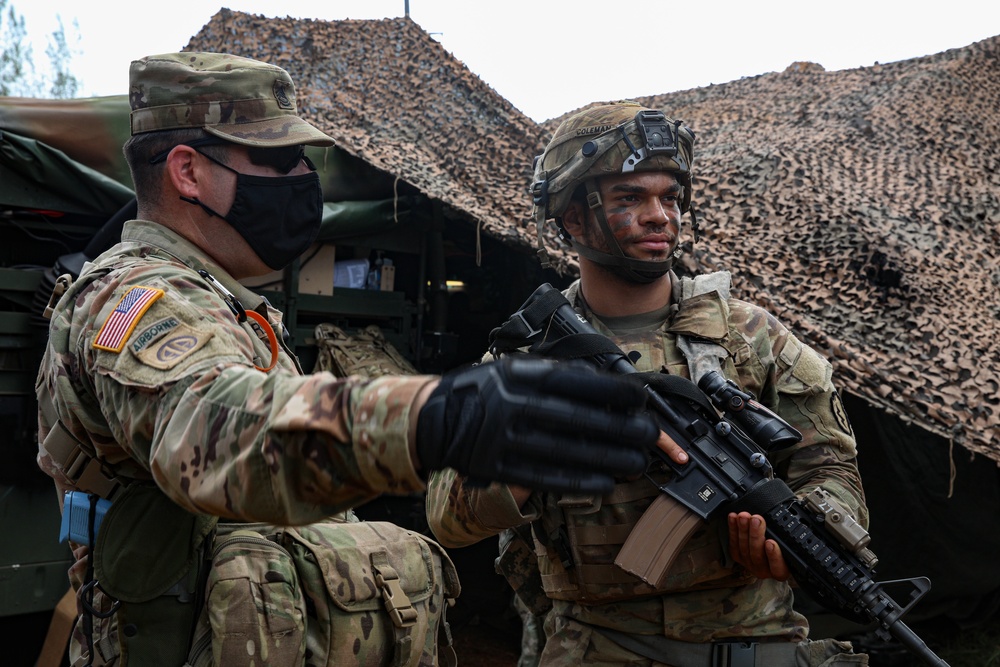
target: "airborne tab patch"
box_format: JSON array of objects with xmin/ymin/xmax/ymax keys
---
[
  {"xmin": 130, "ymin": 317, "xmax": 180, "ymax": 354},
  {"xmin": 93, "ymin": 286, "xmax": 164, "ymax": 353},
  {"xmin": 133, "ymin": 322, "xmax": 213, "ymax": 370}
]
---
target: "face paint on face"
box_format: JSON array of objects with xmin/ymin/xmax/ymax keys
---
[{"xmin": 588, "ymin": 172, "xmax": 682, "ymax": 262}]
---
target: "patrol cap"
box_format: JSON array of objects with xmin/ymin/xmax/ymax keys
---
[{"xmin": 129, "ymin": 52, "xmax": 335, "ymax": 148}]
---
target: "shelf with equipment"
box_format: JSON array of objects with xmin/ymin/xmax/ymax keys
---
[{"xmin": 245, "ymin": 196, "xmax": 442, "ymax": 373}]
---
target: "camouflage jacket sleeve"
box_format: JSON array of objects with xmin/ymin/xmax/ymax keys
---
[
  {"xmin": 425, "ymin": 349, "xmax": 541, "ymax": 548},
  {"xmin": 425, "ymin": 468, "xmax": 540, "ymax": 548},
  {"xmin": 39, "ymin": 256, "xmax": 433, "ymax": 524},
  {"xmin": 726, "ymin": 299, "xmax": 869, "ymax": 528}
]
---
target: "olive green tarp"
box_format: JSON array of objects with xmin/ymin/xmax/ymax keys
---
[
  {"xmin": 1, "ymin": 129, "xmax": 136, "ymax": 218},
  {"xmin": 0, "ymin": 95, "xmax": 416, "ymax": 238}
]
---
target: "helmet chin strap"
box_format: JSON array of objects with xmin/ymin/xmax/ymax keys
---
[{"xmin": 573, "ymin": 180, "xmax": 675, "ymax": 284}]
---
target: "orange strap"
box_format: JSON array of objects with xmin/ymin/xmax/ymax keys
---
[
  {"xmin": 245, "ymin": 310, "xmax": 279, "ymax": 372},
  {"xmin": 34, "ymin": 586, "xmax": 76, "ymax": 667}
]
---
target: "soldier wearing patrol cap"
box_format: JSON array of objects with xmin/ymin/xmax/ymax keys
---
[
  {"xmin": 36, "ymin": 55, "xmax": 660, "ymax": 666},
  {"xmin": 427, "ymin": 101, "xmax": 871, "ymax": 667}
]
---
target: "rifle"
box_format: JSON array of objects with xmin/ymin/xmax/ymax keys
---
[{"xmin": 489, "ymin": 283, "xmax": 950, "ymax": 667}]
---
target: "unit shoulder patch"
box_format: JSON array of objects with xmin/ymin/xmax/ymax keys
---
[
  {"xmin": 132, "ymin": 322, "xmax": 214, "ymax": 370},
  {"xmin": 93, "ymin": 285, "xmax": 165, "ymax": 353},
  {"xmin": 130, "ymin": 316, "xmax": 181, "ymax": 354},
  {"xmin": 831, "ymin": 391, "xmax": 854, "ymax": 437}
]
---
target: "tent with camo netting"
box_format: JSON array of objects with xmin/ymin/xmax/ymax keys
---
[
  {"xmin": 182, "ymin": 11, "xmax": 1000, "ymax": 635},
  {"xmin": 2, "ymin": 10, "xmax": 997, "ymax": 645}
]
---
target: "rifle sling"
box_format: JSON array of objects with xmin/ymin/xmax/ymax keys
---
[{"xmin": 489, "ymin": 287, "xmax": 568, "ymax": 353}]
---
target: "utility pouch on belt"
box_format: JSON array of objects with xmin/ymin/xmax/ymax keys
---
[
  {"xmin": 200, "ymin": 527, "xmax": 307, "ymax": 666},
  {"xmin": 201, "ymin": 519, "xmax": 461, "ymax": 667},
  {"xmin": 91, "ymin": 484, "xmax": 218, "ymax": 667}
]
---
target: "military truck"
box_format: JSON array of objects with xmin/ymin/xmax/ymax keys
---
[{"xmin": 0, "ymin": 95, "xmax": 544, "ymax": 662}]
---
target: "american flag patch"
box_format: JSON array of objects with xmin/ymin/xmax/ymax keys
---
[{"xmin": 93, "ymin": 286, "xmax": 165, "ymax": 353}]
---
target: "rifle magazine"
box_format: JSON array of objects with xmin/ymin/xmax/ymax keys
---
[{"xmin": 614, "ymin": 494, "xmax": 704, "ymax": 586}]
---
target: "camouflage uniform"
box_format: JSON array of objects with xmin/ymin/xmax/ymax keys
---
[
  {"xmin": 35, "ymin": 52, "xmax": 438, "ymax": 666},
  {"xmin": 37, "ymin": 64, "xmax": 667, "ymax": 666},
  {"xmin": 427, "ymin": 275, "xmax": 869, "ymax": 667},
  {"xmin": 37, "ymin": 220, "xmax": 436, "ymax": 664}
]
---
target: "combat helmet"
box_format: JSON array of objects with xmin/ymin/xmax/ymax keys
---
[{"xmin": 530, "ymin": 101, "xmax": 695, "ymax": 283}]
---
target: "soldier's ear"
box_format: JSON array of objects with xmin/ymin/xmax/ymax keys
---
[
  {"xmin": 165, "ymin": 145, "xmax": 205, "ymax": 198},
  {"xmin": 561, "ymin": 201, "xmax": 586, "ymax": 239}
]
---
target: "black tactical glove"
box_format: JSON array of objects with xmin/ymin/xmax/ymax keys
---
[{"xmin": 416, "ymin": 356, "xmax": 656, "ymax": 494}]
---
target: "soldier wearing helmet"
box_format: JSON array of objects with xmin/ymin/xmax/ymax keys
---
[
  {"xmin": 427, "ymin": 101, "xmax": 870, "ymax": 667},
  {"xmin": 531, "ymin": 102, "xmax": 696, "ymax": 284},
  {"xmin": 35, "ymin": 58, "xmax": 661, "ymax": 665}
]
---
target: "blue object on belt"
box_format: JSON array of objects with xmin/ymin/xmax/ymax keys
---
[{"xmin": 59, "ymin": 490, "xmax": 112, "ymax": 546}]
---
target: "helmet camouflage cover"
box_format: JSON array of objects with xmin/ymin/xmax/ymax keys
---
[{"xmin": 532, "ymin": 101, "xmax": 695, "ymax": 220}]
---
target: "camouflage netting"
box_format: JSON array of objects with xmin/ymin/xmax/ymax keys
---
[
  {"xmin": 186, "ymin": 10, "xmax": 543, "ymax": 257},
  {"xmin": 186, "ymin": 12, "xmax": 998, "ymax": 463},
  {"xmin": 629, "ymin": 40, "xmax": 1000, "ymax": 465}
]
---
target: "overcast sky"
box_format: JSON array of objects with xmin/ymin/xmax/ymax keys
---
[{"xmin": 12, "ymin": 0, "xmax": 1000, "ymax": 121}]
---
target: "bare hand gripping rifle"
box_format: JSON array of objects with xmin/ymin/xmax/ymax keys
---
[{"xmin": 488, "ymin": 283, "xmax": 950, "ymax": 667}]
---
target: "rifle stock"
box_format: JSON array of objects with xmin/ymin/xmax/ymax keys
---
[{"xmin": 490, "ymin": 283, "xmax": 950, "ymax": 667}]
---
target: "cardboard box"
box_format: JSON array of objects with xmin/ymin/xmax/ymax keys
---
[
  {"xmin": 380, "ymin": 264, "xmax": 396, "ymax": 291},
  {"xmin": 299, "ymin": 244, "xmax": 338, "ymax": 296},
  {"xmin": 240, "ymin": 243, "xmax": 339, "ymax": 296}
]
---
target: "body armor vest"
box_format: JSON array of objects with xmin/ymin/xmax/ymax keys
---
[{"xmin": 532, "ymin": 272, "xmax": 756, "ymax": 604}]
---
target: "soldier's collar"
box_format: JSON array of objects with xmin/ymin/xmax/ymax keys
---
[
  {"xmin": 121, "ymin": 219, "xmax": 268, "ymax": 314},
  {"xmin": 664, "ymin": 290, "xmax": 729, "ymax": 341}
]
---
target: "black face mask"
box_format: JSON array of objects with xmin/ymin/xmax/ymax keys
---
[{"xmin": 180, "ymin": 149, "xmax": 324, "ymax": 270}]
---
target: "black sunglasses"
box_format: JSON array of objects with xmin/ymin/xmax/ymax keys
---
[{"xmin": 149, "ymin": 137, "xmax": 315, "ymax": 174}]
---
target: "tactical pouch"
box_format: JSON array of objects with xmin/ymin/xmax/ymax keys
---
[
  {"xmin": 281, "ymin": 520, "xmax": 461, "ymax": 667},
  {"xmin": 204, "ymin": 528, "xmax": 307, "ymax": 666},
  {"xmin": 89, "ymin": 483, "xmax": 217, "ymax": 667}
]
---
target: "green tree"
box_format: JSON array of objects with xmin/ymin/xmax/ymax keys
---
[
  {"xmin": 45, "ymin": 16, "xmax": 79, "ymax": 98},
  {"xmin": 0, "ymin": 0, "xmax": 34, "ymax": 96},
  {"xmin": 0, "ymin": 0, "xmax": 80, "ymax": 98}
]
